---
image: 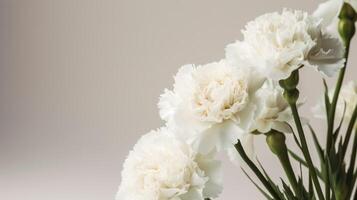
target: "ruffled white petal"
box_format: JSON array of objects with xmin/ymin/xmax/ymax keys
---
[
  {"xmin": 313, "ymin": 0, "xmax": 357, "ymax": 38},
  {"xmin": 227, "ymin": 9, "xmax": 345, "ymax": 80},
  {"xmin": 197, "ymin": 154, "xmax": 223, "ymax": 198},
  {"xmin": 307, "ymin": 34, "xmax": 345, "ymax": 77},
  {"xmin": 158, "ymin": 89, "xmax": 181, "ymax": 122},
  {"xmin": 250, "ymin": 81, "xmax": 294, "ymax": 134},
  {"xmin": 158, "ymin": 60, "xmax": 263, "ymax": 156},
  {"xmin": 313, "ymin": 0, "xmax": 343, "ymax": 29},
  {"xmin": 116, "ymin": 128, "xmax": 223, "ymax": 200}
]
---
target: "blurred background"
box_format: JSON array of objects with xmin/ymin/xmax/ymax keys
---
[{"xmin": 0, "ymin": 0, "xmax": 356, "ymax": 199}]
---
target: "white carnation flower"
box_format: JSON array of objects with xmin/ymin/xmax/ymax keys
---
[
  {"xmin": 251, "ymin": 82, "xmax": 293, "ymax": 134},
  {"xmin": 228, "ymin": 82, "xmax": 295, "ymax": 164},
  {"xmin": 116, "ymin": 128, "xmax": 222, "ymax": 200},
  {"xmin": 158, "ymin": 60, "xmax": 264, "ymax": 154},
  {"xmin": 312, "ymin": 80, "xmax": 357, "ymax": 124},
  {"xmin": 314, "ymin": 0, "xmax": 357, "ymax": 38},
  {"xmin": 226, "ymin": 9, "xmax": 345, "ymax": 80}
]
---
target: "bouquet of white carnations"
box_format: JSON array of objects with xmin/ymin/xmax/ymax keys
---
[{"xmin": 116, "ymin": 1, "xmax": 357, "ymax": 199}]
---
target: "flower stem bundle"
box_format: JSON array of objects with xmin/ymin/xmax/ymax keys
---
[{"xmin": 116, "ymin": 1, "xmax": 357, "ymax": 199}]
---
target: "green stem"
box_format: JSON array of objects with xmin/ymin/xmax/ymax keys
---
[
  {"xmin": 324, "ymin": 32, "xmax": 352, "ymax": 200},
  {"xmin": 279, "ymin": 150, "xmax": 300, "ymax": 195},
  {"xmin": 290, "ymin": 103, "xmax": 325, "ymax": 200},
  {"xmin": 326, "ymin": 42, "xmax": 350, "ymax": 152}
]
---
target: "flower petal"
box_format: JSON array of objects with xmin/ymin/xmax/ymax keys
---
[{"xmin": 307, "ymin": 34, "xmax": 345, "ymax": 77}]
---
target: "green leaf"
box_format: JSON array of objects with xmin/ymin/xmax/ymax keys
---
[
  {"xmin": 324, "ymin": 156, "xmax": 331, "ymax": 200},
  {"xmin": 293, "ymin": 131, "xmax": 303, "ymax": 151},
  {"xmin": 308, "ymin": 172, "xmax": 314, "ymax": 196},
  {"xmin": 235, "ymin": 141, "xmax": 283, "ymax": 200},
  {"xmin": 241, "ymin": 168, "xmax": 273, "ymax": 200},
  {"xmin": 289, "ymin": 150, "xmax": 308, "ymax": 166},
  {"xmin": 288, "ymin": 150, "xmax": 324, "ymax": 179},
  {"xmin": 256, "ymin": 159, "xmax": 286, "ymax": 200},
  {"xmin": 340, "ymin": 103, "xmax": 357, "ymax": 160},
  {"xmin": 333, "ymin": 101, "xmax": 347, "ymax": 141},
  {"xmin": 346, "ymin": 127, "xmax": 357, "ymax": 195},
  {"xmin": 308, "ymin": 125, "xmax": 324, "ymax": 163},
  {"xmin": 326, "ymin": 155, "xmax": 338, "ymax": 199},
  {"xmin": 323, "ymin": 78, "xmax": 331, "ymax": 118},
  {"xmin": 281, "ymin": 179, "xmax": 297, "ymax": 200},
  {"xmin": 286, "ymin": 123, "xmax": 302, "ymax": 150}
]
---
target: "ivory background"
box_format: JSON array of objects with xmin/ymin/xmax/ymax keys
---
[{"xmin": 0, "ymin": 0, "xmax": 356, "ymax": 199}]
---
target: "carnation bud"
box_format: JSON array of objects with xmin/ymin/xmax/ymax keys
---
[
  {"xmin": 339, "ymin": 19, "xmax": 356, "ymax": 43},
  {"xmin": 339, "ymin": 3, "xmax": 357, "ymax": 21},
  {"xmin": 266, "ymin": 130, "xmax": 287, "ymax": 156},
  {"xmin": 339, "ymin": 3, "xmax": 356, "ymax": 44}
]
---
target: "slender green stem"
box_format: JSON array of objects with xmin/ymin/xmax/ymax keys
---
[
  {"xmin": 325, "ymin": 37, "xmax": 352, "ymax": 200},
  {"xmin": 290, "ymin": 103, "xmax": 325, "ymax": 200},
  {"xmin": 326, "ymin": 43, "xmax": 350, "ymax": 152},
  {"xmin": 324, "ymin": 36, "xmax": 351, "ymax": 200},
  {"xmin": 326, "ymin": 40, "xmax": 350, "ymax": 150},
  {"xmin": 279, "ymin": 150, "xmax": 300, "ymax": 195}
]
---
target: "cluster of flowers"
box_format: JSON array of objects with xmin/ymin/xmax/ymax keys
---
[{"xmin": 117, "ymin": 1, "xmax": 357, "ymax": 199}]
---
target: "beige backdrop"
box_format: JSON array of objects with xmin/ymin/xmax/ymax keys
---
[{"xmin": 1, "ymin": 0, "xmax": 356, "ymax": 199}]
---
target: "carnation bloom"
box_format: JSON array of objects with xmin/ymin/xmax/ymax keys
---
[
  {"xmin": 251, "ymin": 82, "xmax": 293, "ymax": 134},
  {"xmin": 228, "ymin": 82, "xmax": 294, "ymax": 164},
  {"xmin": 312, "ymin": 80, "xmax": 357, "ymax": 125},
  {"xmin": 314, "ymin": 0, "xmax": 357, "ymax": 38},
  {"xmin": 226, "ymin": 9, "xmax": 345, "ymax": 80},
  {"xmin": 158, "ymin": 60, "xmax": 264, "ymax": 154},
  {"xmin": 116, "ymin": 128, "xmax": 222, "ymax": 200}
]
